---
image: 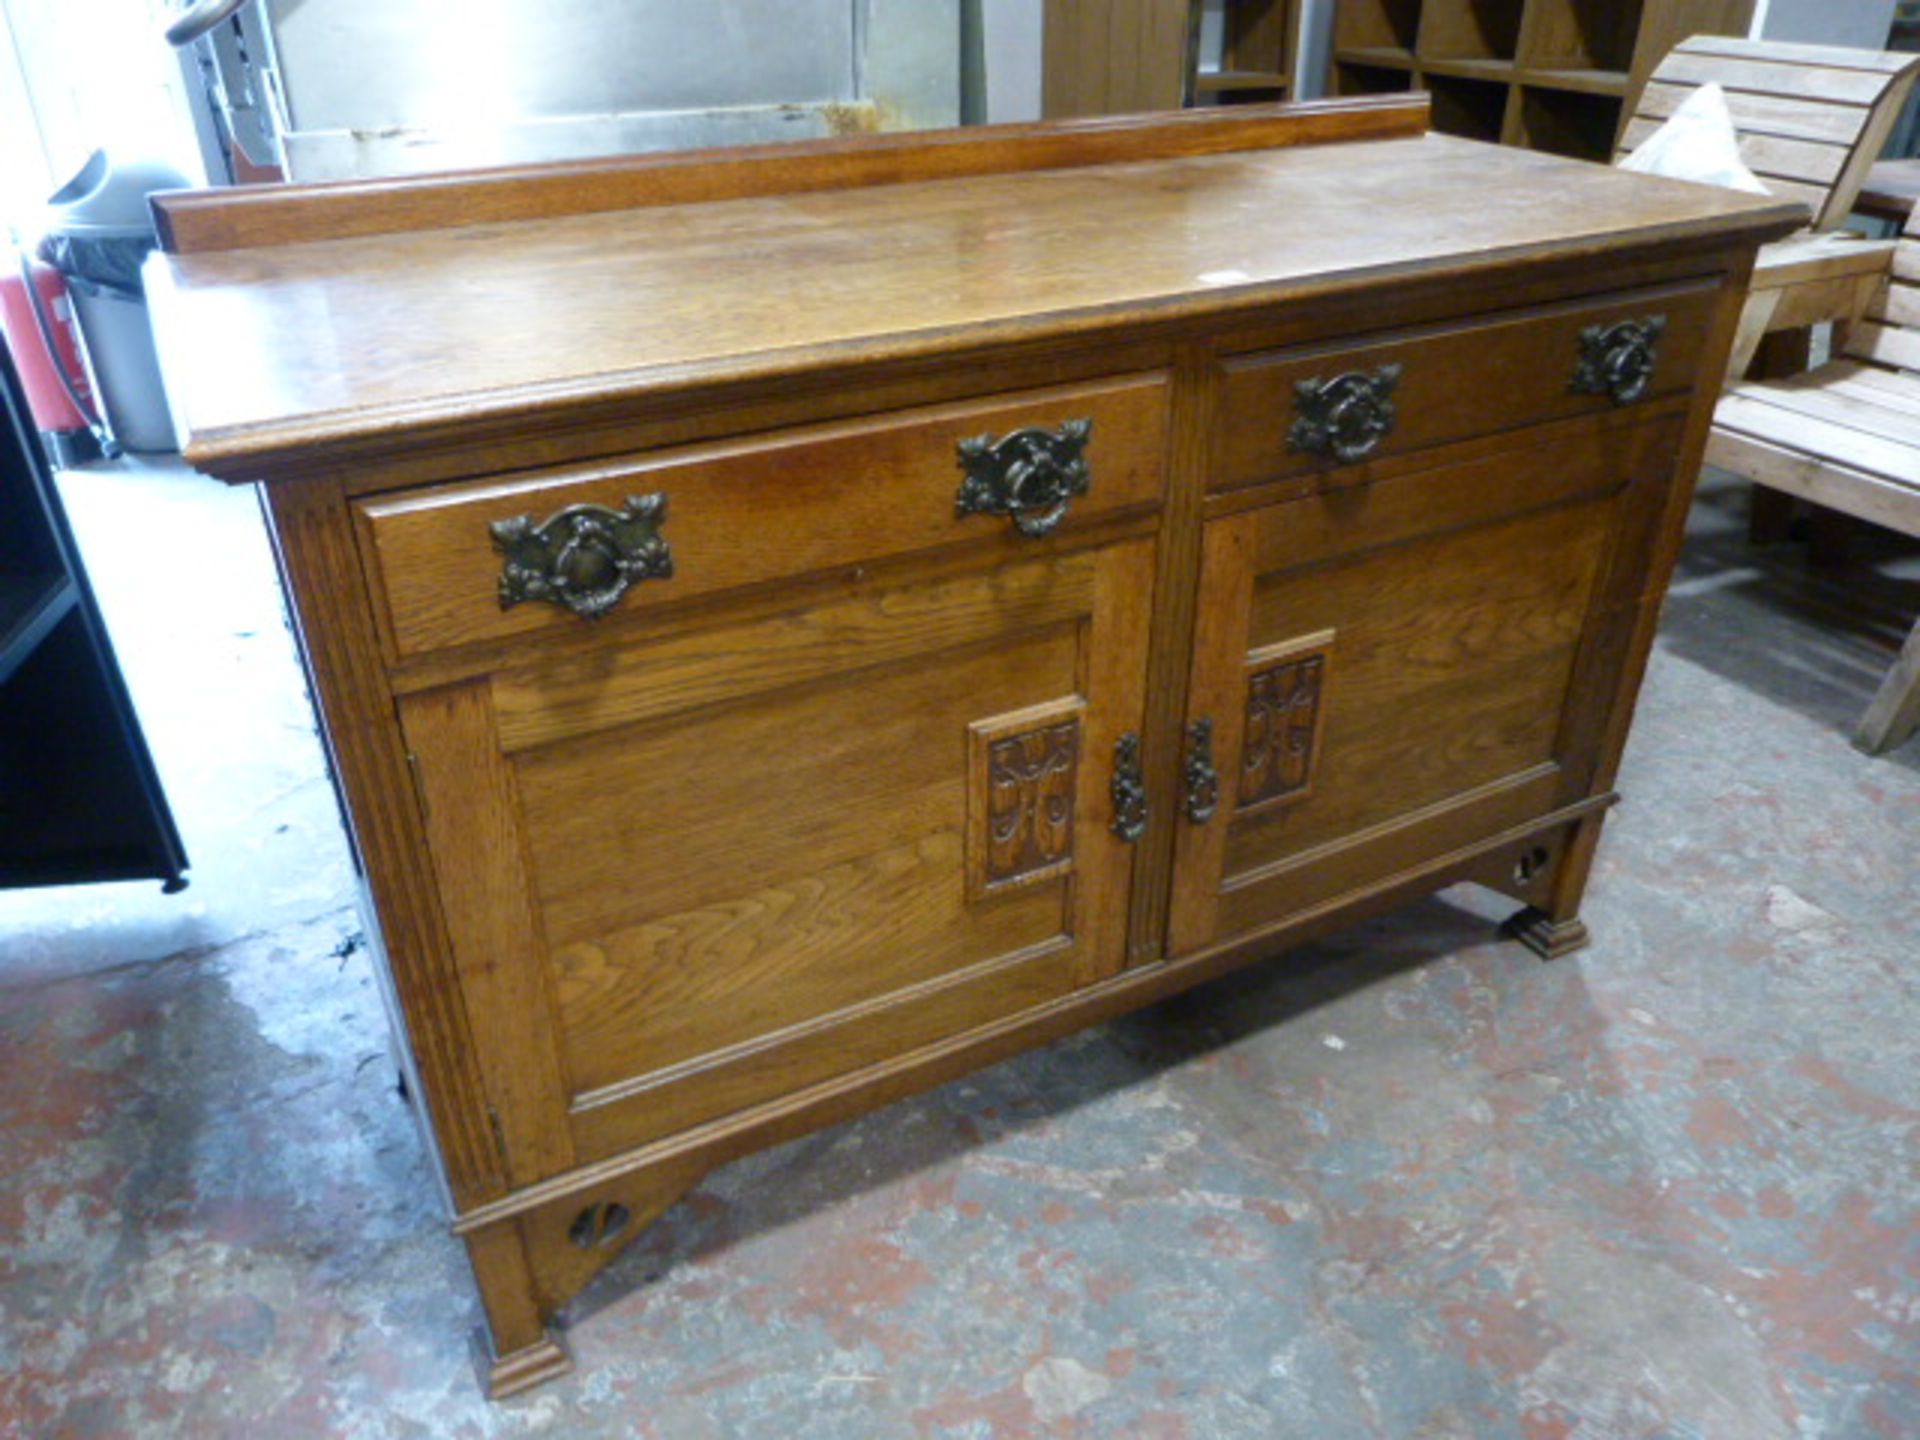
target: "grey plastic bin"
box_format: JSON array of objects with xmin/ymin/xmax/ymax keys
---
[{"xmin": 39, "ymin": 152, "xmax": 191, "ymax": 454}]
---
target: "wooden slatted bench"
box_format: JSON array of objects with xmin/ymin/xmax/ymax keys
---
[
  {"xmin": 1619, "ymin": 36, "xmax": 1920, "ymax": 754},
  {"xmin": 1707, "ymin": 208, "xmax": 1920, "ymax": 754},
  {"xmin": 1724, "ymin": 230, "xmax": 1897, "ymax": 383},
  {"xmin": 1857, "ymin": 156, "xmax": 1920, "ymax": 225},
  {"xmin": 1617, "ymin": 35, "xmax": 1920, "ymax": 231}
]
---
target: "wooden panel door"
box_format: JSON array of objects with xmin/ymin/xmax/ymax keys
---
[
  {"xmin": 398, "ymin": 538, "xmax": 1154, "ymax": 1182},
  {"xmin": 1166, "ymin": 414, "xmax": 1683, "ymax": 956}
]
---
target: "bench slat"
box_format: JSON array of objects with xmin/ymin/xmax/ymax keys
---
[
  {"xmin": 1633, "ymin": 83, "xmax": 1869, "ymax": 145},
  {"xmin": 1714, "ymin": 390, "xmax": 1920, "ymax": 487},
  {"xmin": 1706, "ymin": 427, "xmax": 1920, "ymax": 536},
  {"xmin": 1726, "ymin": 373, "xmax": 1920, "ymax": 448},
  {"xmin": 1673, "ymin": 35, "xmax": 1918, "ymax": 76},
  {"xmin": 1618, "ymin": 119, "xmax": 1849, "ymax": 189},
  {"xmin": 1843, "ymin": 319, "xmax": 1920, "ymax": 373},
  {"xmin": 1810, "ymin": 361, "xmax": 1920, "ymax": 402},
  {"xmin": 1652, "ymin": 53, "xmax": 1893, "ymax": 106}
]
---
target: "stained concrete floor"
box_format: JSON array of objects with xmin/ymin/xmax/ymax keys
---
[{"xmin": 1, "ymin": 460, "xmax": 1916, "ymax": 1440}]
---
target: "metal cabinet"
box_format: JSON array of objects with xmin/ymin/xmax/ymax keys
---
[{"xmin": 0, "ymin": 347, "xmax": 187, "ymax": 892}]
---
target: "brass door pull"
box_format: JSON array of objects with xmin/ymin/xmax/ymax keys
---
[
  {"xmin": 1110, "ymin": 732, "xmax": 1148, "ymax": 843},
  {"xmin": 956, "ymin": 418, "xmax": 1093, "ymax": 537},
  {"xmin": 1572, "ymin": 315, "xmax": 1667, "ymax": 405},
  {"xmin": 491, "ymin": 493, "xmax": 672, "ymax": 621},
  {"xmin": 1289, "ymin": 364, "xmax": 1402, "ymax": 463},
  {"xmin": 1184, "ymin": 717, "xmax": 1219, "ymax": 824}
]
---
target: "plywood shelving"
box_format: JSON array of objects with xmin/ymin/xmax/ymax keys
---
[
  {"xmin": 1043, "ymin": 1, "xmax": 1303, "ymax": 117},
  {"xmin": 1332, "ymin": 0, "xmax": 1758, "ymax": 159},
  {"xmin": 1191, "ymin": 0, "xmax": 1301, "ymax": 105}
]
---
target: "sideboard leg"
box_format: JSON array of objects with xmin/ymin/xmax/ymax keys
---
[
  {"xmin": 1502, "ymin": 906, "xmax": 1592, "ymax": 960},
  {"xmin": 459, "ymin": 1154, "xmax": 708, "ymax": 1400},
  {"xmin": 465, "ymin": 1222, "xmax": 573, "ymax": 1400},
  {"xmin": 1501, "ymin": 812, "xmax": 1604, "ymax": 962}
]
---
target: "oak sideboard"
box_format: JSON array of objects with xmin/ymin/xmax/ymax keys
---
[{"xmin": 145, "ymin": 96, "xmax": 1801, "ymax": 1396}]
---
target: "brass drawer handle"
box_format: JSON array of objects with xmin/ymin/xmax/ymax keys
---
[
  {"xmin": 491, "ymin": 492, "xmax": 673, "ymax": 621},
  {"xmin": 1184, "ymin": 717, "xmax": 1219, "ymax": 825},
  {"xmin": 1288, "ymin": 364, "xmax": 1402, "ymax": 463},
  {"xmin": 1110, "ymin": 732, "xmax": 1148, "ymax": 843},
  {"xmin": 956, "ymin": 418, "xmax": 1093, "ymax": 538},
  {"xmin": 1572, "ymin": 314, "xmax": 1667, "ymax": 405}
]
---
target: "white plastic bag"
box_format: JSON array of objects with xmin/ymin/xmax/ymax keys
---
[{"xmin": 1618, "ymin": 82, "xmax": 1771, "ymax": 196}]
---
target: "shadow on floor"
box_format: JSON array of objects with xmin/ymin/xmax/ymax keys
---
[
  {"xmin": 1662, "ymin": 472, "xmax": 1920, "ymax": 770},
  {"xmin": 571, "ymin": 889, "xmax": 1521, "ymax": 1322}
]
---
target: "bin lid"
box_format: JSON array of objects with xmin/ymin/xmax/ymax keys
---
[{"xmin": 44, "ymin": 151, "xmax": 193, "ymax": 240}]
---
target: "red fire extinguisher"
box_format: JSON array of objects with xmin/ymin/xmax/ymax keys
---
[{"xmin": 0, "ymin": 251, "xmax": 119, "ymax": 459}]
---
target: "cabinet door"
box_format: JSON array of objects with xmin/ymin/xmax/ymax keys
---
[
  {"xmin": 1167, "ymin": 417, "xmax": 1679, "ymax": 956},
  {"xmin": 399, "ymin": 538, "xmax": 1153, "ymax": 1181}
]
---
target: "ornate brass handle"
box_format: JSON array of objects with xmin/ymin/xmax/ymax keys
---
[
  {"xmin": 491, "ymin": 493, "xmax": 673, "ymax": 621},
  {"xmin": 956, "ymin": 418, "xmax": 1093, "ymax": 538},
  {"xmin": 1184, "ymin": 718, "xmax": 1219, "ymax": 825},
  {"xmin": 1289, "ymin": 364, "xmax": 1402, "ymax": 464},
  {"xmin": 1110, "ymin": 732, "xmax": 1148, "ymax": 843},
  {"xmin": 1572, "ymin": 315, "xmax": 1667, "ymax": 405}
]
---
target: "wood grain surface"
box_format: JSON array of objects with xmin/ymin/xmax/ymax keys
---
[
  {"xmin": 155, "ymin": 97, "xmax": 1429, "ymax": 255},
  {"xmin": 148, "ymin": 130, "xmax": 1797, "ymax": 479},
  {"xmin": 356, "ymin": 375, "xmax": 1166, "ymax": 660},
  {"xmin": 1164, "ymin": 416, "xmax": 1674, "ymax": 957},
  {"xmin": 1212, "ymin": 280, "xmax": 1719, "ymax": 491},
  {"xmin": 259, "ymin": 479, "xmax": 510, "ymax": 1210},
  {"xmin": 140, "ymin": 107, "xmax": 1803, "ymax": 1394}
]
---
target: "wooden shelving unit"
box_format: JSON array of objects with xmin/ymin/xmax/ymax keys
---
[
  {"xmin": 1331, "ymin": 0, "xmax": 1758, "ymax": 159},
  {"xmin": 1044, "ymin": 1, "xmax": 1194, "ymax": 117},
  {"xmin": 1042, "ymin": 1, "xmax": 1299, "ymax": 118},
  {"xmin": 1190, "ymin": 0, "xmax": 1299, "ymax": 105}
]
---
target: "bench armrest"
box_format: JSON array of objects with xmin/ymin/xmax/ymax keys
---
[{"xmin": 1727, "ymin": 235, "xmax": 1897, "ymax": 381}]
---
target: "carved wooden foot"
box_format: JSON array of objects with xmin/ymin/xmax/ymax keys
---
[
  {"xmin": 1467, "ymin": 816, "xmax": 1605, "ymax": 963},
  {"xmin": 459, "ymin": 1156, "xmax": 706, "ymax": 1399},
  {"xmin": 1502, "ymin": 906, "xmax": 1591, "ymax": 961},
  {"xmin": 463, "ymin": 1221, "xmax": 573, "ymax": 1400},
  {"xmin": 474, "ymin": 1326, "xmax": 573, "ymax": 1400}
]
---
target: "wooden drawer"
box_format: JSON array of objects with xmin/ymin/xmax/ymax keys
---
[
  {"xmin": 1212, "ymin": 280, "xmax": 1720, "ymax": 491},
  {"xmin": 357, "ymin": 374, "xmax": 1169, "ymax": 661}
]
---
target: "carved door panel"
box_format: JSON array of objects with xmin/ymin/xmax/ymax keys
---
[
  {"xmin": 398, "ymin": 537, "xmax": 1153, "ymax": 1183},
  {"xmin": 1165, "ymin": 417, "xmax": 1681, "ymax": 956}
]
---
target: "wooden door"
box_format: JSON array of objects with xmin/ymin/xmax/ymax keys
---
[
  {"xmin": 1166, "ymin": 414, "xmax": 1682, "ymax": 956},
  {"xmin": 398, "ymin": 537, "xmax": 1154, "ymax": 1182}
]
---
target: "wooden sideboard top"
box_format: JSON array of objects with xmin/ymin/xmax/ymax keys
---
[{"xmin": 146, "ymin": 101, "xmax": 1800, "ymax": 479}]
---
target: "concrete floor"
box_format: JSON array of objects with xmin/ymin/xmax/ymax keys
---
[{"xmin": 2, "ymin": 460, "xmax": 1916, "ymax": 1439}]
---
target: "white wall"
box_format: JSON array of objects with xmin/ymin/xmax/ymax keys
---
[
  {"xmin": 1295, "ymin": 0, "xmax": 1334, "ymax": 99},
  {"xmin": 0, "ymin": 4, "xmax": 52, "ymax": 227},
  {"xmin": 0, "ymin": 0, "xmax": 203, "ymax": 226},
  {"xmin": 1752, "ymin": 0, "xmax": 1896, "ymax": 48},
  {"xmin": 982, "ymin": 0, "xmax": 1043, "ymax": 122}
]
